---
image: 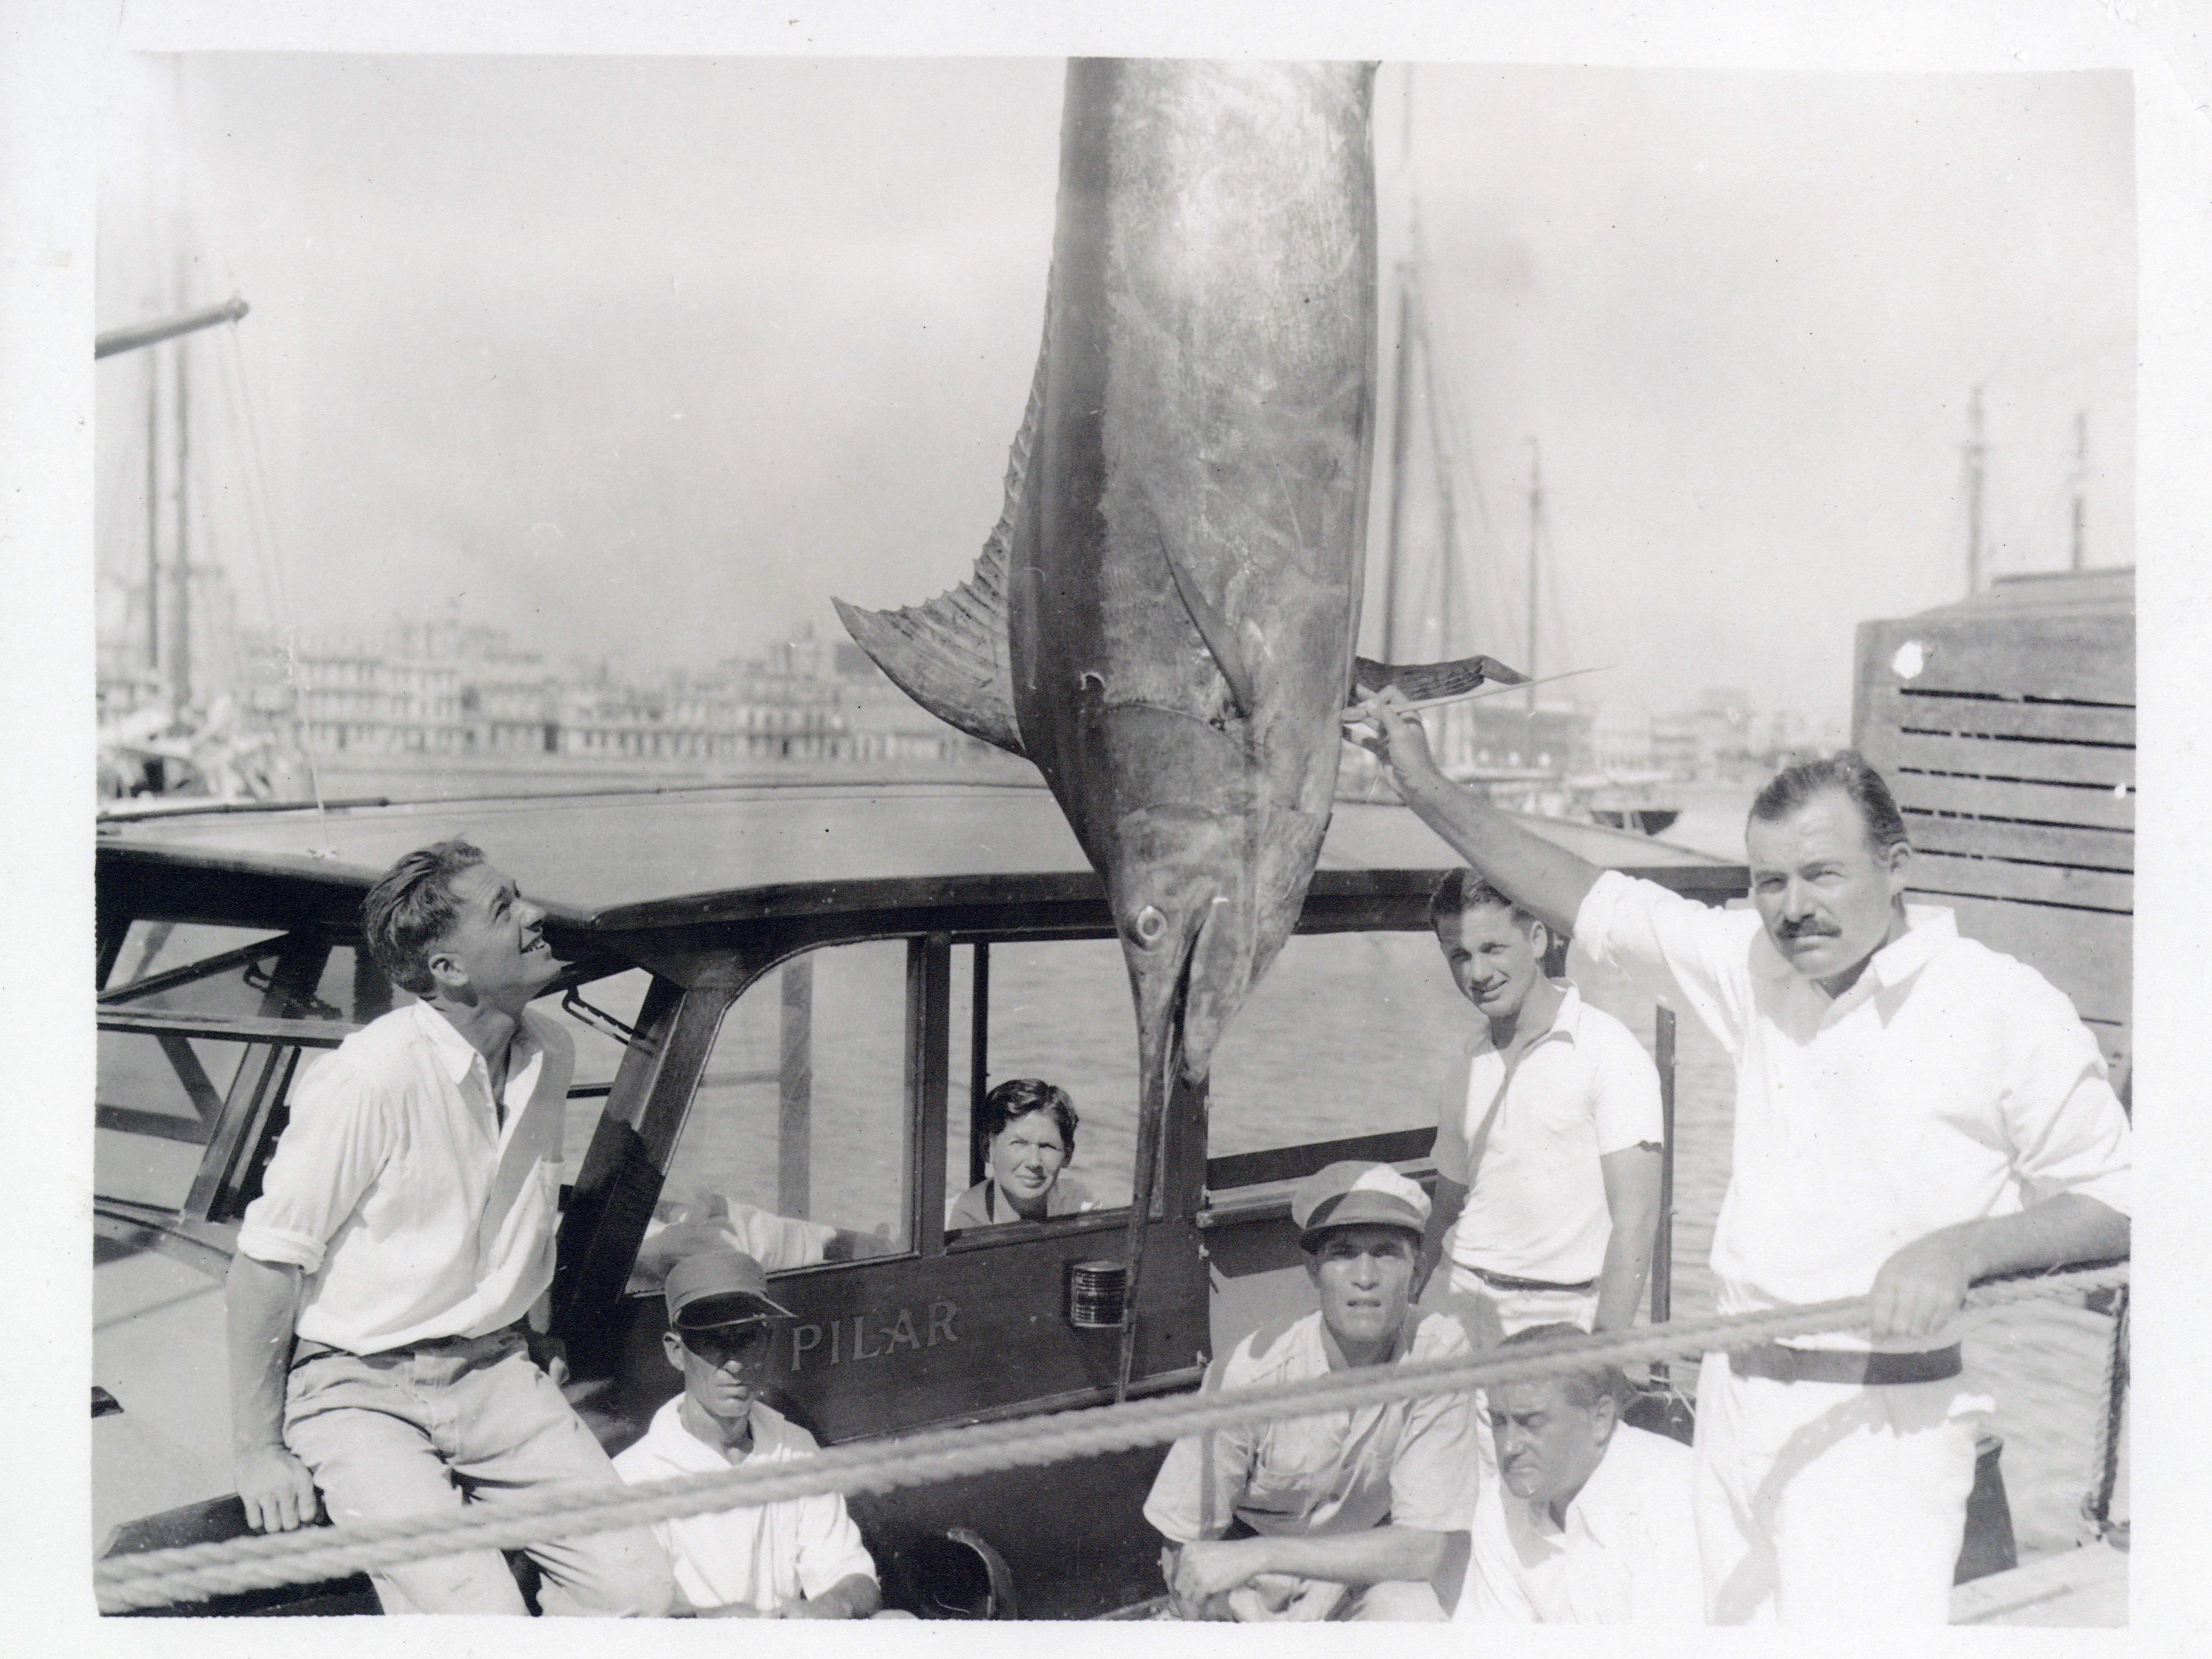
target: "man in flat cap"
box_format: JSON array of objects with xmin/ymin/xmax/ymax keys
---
[
  {"xmin": 1143, "ymin": 1162, "xmax": 1477, "ymax": 1621},
  {"xmin": 613, "ymin": 1250, "xmax": 895, "ymax": 1619}
]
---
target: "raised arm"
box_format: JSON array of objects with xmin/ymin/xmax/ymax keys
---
[
  {"xmin": 1357, "ymin": 690, "xmax": 1602, "ymax": 937},
  {"xmin": 226, "ymin": 1252, "xmax": 320, "ymax": 1532}
]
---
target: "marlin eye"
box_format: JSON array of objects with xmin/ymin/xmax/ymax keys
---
[{"xmin": 1131, "ymin": 905, "xmax": 1167, "ymax": 945}]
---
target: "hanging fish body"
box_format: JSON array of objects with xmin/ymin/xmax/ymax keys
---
[{"xmin": 838, "ymin": 59, "xmax": 1518, "ymax": 1120}]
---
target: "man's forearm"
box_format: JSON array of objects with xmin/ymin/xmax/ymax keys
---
[
  {"xmin": 1594, "ymin": 1147, "xmax": 1663, "ymax": 1331},
  {"xmin": 799, "ymin": 1573, "xmax": 880, "ymax": 1619},
  {"xmin": 1952, "ymin": 1194, "xmax": 2129, "ymax": 1280},
  {"xmin": 226, "ymin": 1252, "xmax": 303, "ymax": 1451},
  {"xmin": 1240, "ymin": 1525, "xmax": 1449, "ymax": 1590},
  {"xmin": 1393, "ymin": 769, "xmax": 1600, "ymax": 938},
  {"xmin": 1592, "ymin": 1227, "xmax": 1654, "ymax": 1332}
]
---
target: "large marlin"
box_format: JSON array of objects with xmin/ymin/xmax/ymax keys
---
[{"xmin": 836, "ymin": 60, "xmax": 1519, "ymax": 1379}]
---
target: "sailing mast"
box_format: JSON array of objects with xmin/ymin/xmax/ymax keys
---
[{"xmin": 1525, "ymin": 437, "xmax": 1541, "ymax": 719}]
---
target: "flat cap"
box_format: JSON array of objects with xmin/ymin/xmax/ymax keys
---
[{"xmin": 1290, "ymin": 1161, "xmax": 1430, "ymax": 1248}]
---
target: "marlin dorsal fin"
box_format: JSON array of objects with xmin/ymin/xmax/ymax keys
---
[
  {"xmin": 832, "ymin": 327, "xmax": 1047, "ymax": 759},
  {"xmin": 1349, "ymin": 653, "xmax": 1529, "ymax": 707}
]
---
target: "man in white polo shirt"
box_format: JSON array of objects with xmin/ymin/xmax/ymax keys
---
[
  {"xmin": 1416, "ymin": 867, "xmax": 1664, "ymax": 1345},
  {"xmin": 1467, "ymin": 1324, "xmax": 1702, "ymax": 1624},
  {"xmin": 1360, "ymin": 698, "xmax": 2130, "ymax": 1625},
  {"xmin": 226, "ymin": 838, "xmax": 673, "ymax": 1616},
  {"xmin": 614, "ymin": 1250, "xmax": 896, "ymax": 1619}
]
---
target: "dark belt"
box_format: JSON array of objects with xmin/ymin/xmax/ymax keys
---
[
  {"xmin": 1729, "ymin": 1341, "xmax": 1962, "ymax": 1387},
  {"xmin": 1469, "ymin": 1266, "xmax": 1598, "ymax": 1295}
]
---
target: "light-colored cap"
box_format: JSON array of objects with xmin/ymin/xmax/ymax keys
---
[
  {"xmin": 1290, "ymin": 1161, "xmax": 1431, "ymax": 1248},
  {"xmin": 663, "ymin": 1248, "xmax": 796, "ymax": 1331}
]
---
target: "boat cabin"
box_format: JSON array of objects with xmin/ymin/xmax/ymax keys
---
[{"xmin": 94, "ymin": 778, "xmax": 1744, "ymax": 1617}]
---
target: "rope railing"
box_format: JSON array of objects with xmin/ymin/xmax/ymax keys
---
[{"xmin": 96, "ymin": 1261, "xmax": 2127, "ymax": 1614}]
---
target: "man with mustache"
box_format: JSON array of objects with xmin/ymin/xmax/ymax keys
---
[
  {"xmin": 225, "ymin": 839, "xmax": 674, "ymax": 1615},
  {"xmin": 1415, "ymin": 868, "xmax": 1664, "ymax": 1350},
  {"xmin": 1359, "ymin": 695, "xmax": 2130, "ymax": 1625}
]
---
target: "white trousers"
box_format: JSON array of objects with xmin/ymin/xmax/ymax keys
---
[{"xmin": 1693, "ymin": 1350, "xmax": 1986, "ymax": 1625}]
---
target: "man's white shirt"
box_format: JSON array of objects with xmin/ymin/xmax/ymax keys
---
[
  {"xmin": 613, "ymin": 1397, "xmax": 876, "ymax": 1615},
  {"xmin": 1465, "ymin": 1424, "xmax": 1702, "ymax": 1624},
  {"xmin": 1572, "ymin": 871, "xmax": 2130, "ymax": 1344},
  {"xmin": 1433, "ymin": 981, "xmax": 1663, "ymax": 1285},
  {"xmin": 237, "ymin": 999, "xmax": 572, "ymax": 1351}
]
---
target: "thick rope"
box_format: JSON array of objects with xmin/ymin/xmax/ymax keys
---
[
  {"xmin": 2082, "ymin": 1284, "xmax": 2129, "ymax": 1538},
  {"xmin": 96, "ymin": 1261, "xmax": 2126, "ymax": 1612}
]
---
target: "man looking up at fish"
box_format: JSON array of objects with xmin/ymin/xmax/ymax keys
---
[
  {"xmin": 226, "ymin": 840, "xmax": 673, "ymax": 1616},
  {"xmin": 1144, "ymin": 1162, "xmax": 1476, "ymax": 1621},
  {"xmin": 1415, "ymin": 867, "xmax": 1664, "ymax": 1351},
  {"xmin": 1357, "ymin": 692, "xmax": 2130, "ymax": 1626}
]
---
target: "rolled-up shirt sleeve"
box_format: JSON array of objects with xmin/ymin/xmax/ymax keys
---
[
  {"xmin": 1143, "ymin": 1358, "xmax": 1253, "ymax": 1544},
  {"xmin": 1573, "ymin": 870, "xmax": 1761, "ymax": 1056},
  {"xmin": 2000, "ymin": 972, "xmax": 2132, "ymax": 1218},
  {"xmin": 235, "ymin": 1050, "xmax": 394, "ymax": 1273},
  {"xmin": 1389, "ymin": 1320, "xmax": 1477, "ymax": 1533}
]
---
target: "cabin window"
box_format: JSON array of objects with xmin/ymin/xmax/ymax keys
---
[
  {"xmin": 97, "ymin": 923, "xmax": 289, "ymax": 1211},
  {"xmin": 944, "ymin": 938, "xmax": 1139, "ymax": 1236},
  {"xmin": 543, "ymin": 967, "xmax": 655, "ymax": 1186},
  {"xmin": 1204, "ymin": 930, "xmax": 1472, "ymax": 1177},
  {"xmin": 650, "ymin": 942, "xmax": 911, "ymax": 1278}
]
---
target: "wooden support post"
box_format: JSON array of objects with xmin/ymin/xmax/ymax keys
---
[
  {"xmin": 1651, "ymin": 1003, "xmax": 1677, "ymax": 1330},
  {"xmin": 779, "ymin": 955, "xmax": 814, "ymax": 1218},
  {"xmin": 969, "ymin": 941, "xmax": 990, "ymax": 1189}
]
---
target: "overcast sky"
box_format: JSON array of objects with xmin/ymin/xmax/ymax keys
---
[{"xmin": 95, "ymin": 53, "xmax": 2133, "ymax": 729}]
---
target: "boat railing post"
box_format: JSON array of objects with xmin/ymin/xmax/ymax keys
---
[
  {"xmin": 1650, "ymin": 1001, "xmax": 1677, "ymax": 1375},
  {"xmin": 779, "ymin": 955, "xmax": 813, "ymax": 1217}
]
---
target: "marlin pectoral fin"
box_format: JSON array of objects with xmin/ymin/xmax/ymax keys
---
[
  {"xmin": 1149, "ymin": 515, "xmax": 1257, "ymax": 721},
  {"xmin": 833, "ymin": 584, "xmax": 1023, "ymax": 756},
  {"xmin": 1349, "ymin": 653, "xmax": 1529, "ymax": 706}
]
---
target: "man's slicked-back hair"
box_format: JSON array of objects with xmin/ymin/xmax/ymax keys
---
[
  {"xmin": 361, "ymin": 839, "xmax": 487, "ymax": 996},
  {"xmin": 1747, "ymin": 751, "xmax": 1910, "ymax": 856},
  {"xmin": 1499, "ymin": 1322, "xmax": 1630, "ymax": 1414},
  {"xmin": 1428, "ymin": 866, "xmax": 1537, "ymax": 933}
]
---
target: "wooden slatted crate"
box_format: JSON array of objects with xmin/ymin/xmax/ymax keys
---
[{"xmin": 1853, "ymin": 568, "xmax": 2134, "ymax": 1097}]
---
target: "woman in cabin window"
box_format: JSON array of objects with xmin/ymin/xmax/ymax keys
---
[{"xmin": 946, "ymin": 1079, "xmax": 1097, "ymax": 1232}]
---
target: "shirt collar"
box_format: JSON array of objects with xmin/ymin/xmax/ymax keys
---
[
  {"xmin": 1557, "ymin": 1425, "xmax": 1639, "ymax": 1546},
  {"xmin": 646, "ymin": 1395, "xmax": 758, "ymax": 1473},
  {"xmin": 1471, "ymin": 980, "xmax": 1581, "ymax": 1057},
  {"xmin": 410, "ymin": 998, "xmax": 541, "ymax": 1086}
]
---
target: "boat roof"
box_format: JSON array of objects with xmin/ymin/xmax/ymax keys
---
[{"xmin": 98, "ymin": 775, "xmax": 1742, "ymax": 933}]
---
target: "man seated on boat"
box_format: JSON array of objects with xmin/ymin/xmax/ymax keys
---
[
  {"xmin": 1358, "ymin": 705, "xmax": 2132, "ymax": 1626},
  {"xmin": 613, "ymin": 1249, "xmax": 907, "ymax": 1619},
  {"xmin": 1143, "ymin": 1161, "xmax": 1476, "ymax": 1621},
  {"xmin": 1465, "ymin": 1325, "xmax": 1701, "ymax": 1624},
  {"xmin": 226, "ymin": 839, "xmax": 674, "ymax": 1615},
  {"xmin": 944, "ymin": 1078, "xmax": 1099, "ymax": 1232},
  {"xmin": 1415, "ymin": 867, "xmax": 1664, "ymax": 1350}
]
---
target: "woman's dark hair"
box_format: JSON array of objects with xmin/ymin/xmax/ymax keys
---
[
  {"xmin": 1747, "ymin": 750, "xmax": 1910, "ymax": 855},
  {"xmin": 977, "ymin": 1078, "xmax": 1079, "ymax": 1162},
  {"xmin": 361, "ymin": 838, "xmax": 486, "ymax": 995}
]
